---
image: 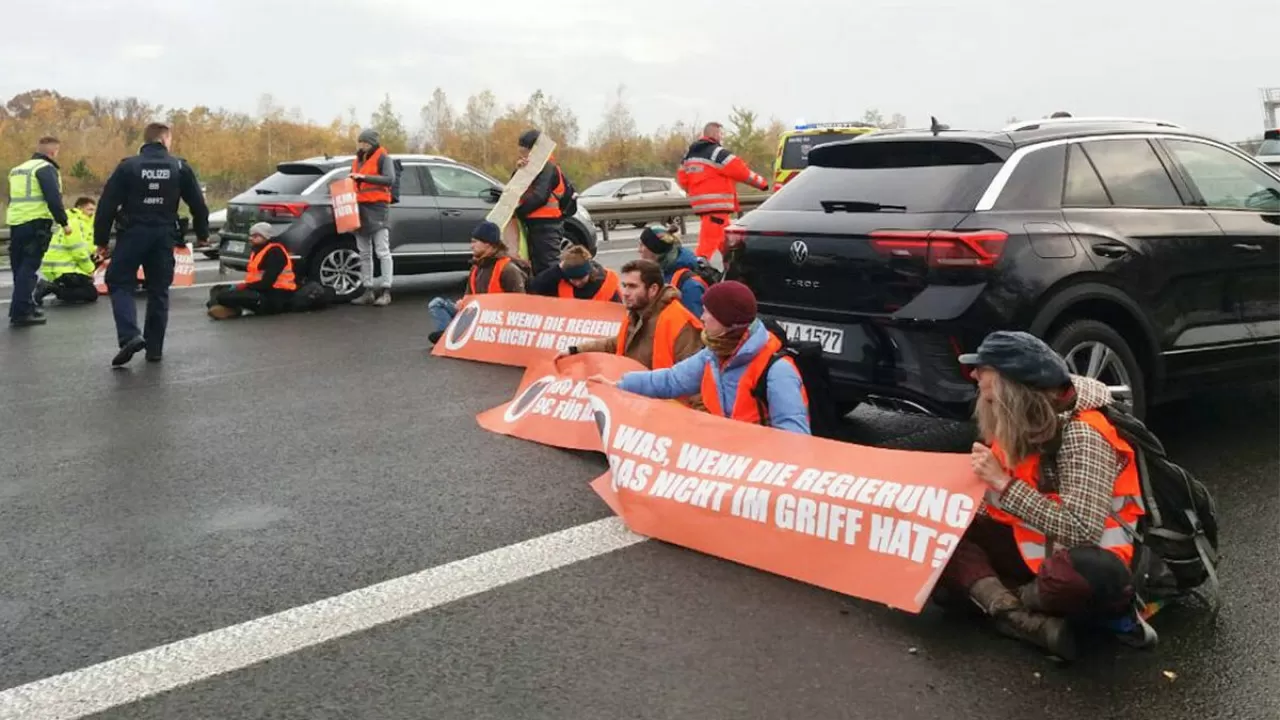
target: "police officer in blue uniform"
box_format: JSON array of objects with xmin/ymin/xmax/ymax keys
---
[{"xmin": 94, "ymin": 122, "xmax": 209, "ymax": 366}]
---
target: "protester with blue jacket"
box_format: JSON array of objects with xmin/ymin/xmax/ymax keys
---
[
  {"xmin": 601, "ymin": 281, "xmax": 810, "ymax": 435},
  {"xmin": 637, "ymin": 224, "xmax": 706, "ymax": 318}
]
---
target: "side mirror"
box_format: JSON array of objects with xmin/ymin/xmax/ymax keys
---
[
  {"xmin": 615, "ymin": 191, "xmax": 628, "ymax": 199},
  {"xmin": 479, "ymin": 187, "xmax": 501, "ymax": 203}
]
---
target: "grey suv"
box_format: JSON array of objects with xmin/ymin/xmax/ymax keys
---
[{"xmin": 218, "ymin": 154, "xmax": 598, "ymax": 299}]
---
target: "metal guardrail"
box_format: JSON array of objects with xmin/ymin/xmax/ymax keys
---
[
  {"xmin": 0, "ymin": 219, "xmax": 225, "ymax": 246},
  {"xmin": 583, "ymin": 193, "xmax": 772, "ymax": 242},
  {"xmin": 1, "ymin": 195, "xmax": 773, "ymax": 249}
]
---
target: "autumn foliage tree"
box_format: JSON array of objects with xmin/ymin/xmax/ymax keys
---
[{"xmin": 1, "ymin": 88, "xmax": 903, "ymax": 213}]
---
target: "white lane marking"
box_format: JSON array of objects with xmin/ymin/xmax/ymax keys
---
[
  {"xmin": 0, "ymin": 282, "xmax": 226, "ymax": 305},
  {"xmin": 0, "ymin": 517, "xmax": 646, "ymax": 720},
  {"xmin": 596, "ymin": 248, "xmax": 637, "ymax": 256}
]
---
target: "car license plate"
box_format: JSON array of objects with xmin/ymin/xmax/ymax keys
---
[
  {"xmin": 223, "ymin": 240, "xmax": 246, "ymax": 255},
  {"xmin": 777, "ymin": 321, "xmax": 844, "ymax": 354}
]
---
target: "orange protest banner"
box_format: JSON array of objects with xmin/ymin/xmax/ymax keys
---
[
  {"xmin": 585, "ymin": 382, "xmax": 985, "ymax": 613},
  {"xmin": 431, "ymin": 294, "xmax": 626, "ymax": 368},
  {"xmin": 94, "ymin": 245, "xmax": 197, "ymax": 295},
  {"xmin": 331, "ymin": 178, "xmax": 360, "ymax": 234},
  {"xmin": 478, "ymin": 353, "xmax": 647, "ymax": 451}
]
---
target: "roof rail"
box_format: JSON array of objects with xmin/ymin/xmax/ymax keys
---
[{"xmin": 1002, "ymin": 117, "xmax": 1184, "ymax": 132}]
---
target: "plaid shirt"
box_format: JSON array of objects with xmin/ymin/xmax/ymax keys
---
[{"xmin": 981, "ymin": 375, "xmax": 1123, "ymax": 548}]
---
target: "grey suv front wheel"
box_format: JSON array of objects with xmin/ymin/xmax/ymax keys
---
[
  {"xmin": 312, "ymin": 240, "xmax": 363, "ymax": 301},
  {"xmin": 1049, "ymin": 319, "xmax": 1146, "ymax": 418}
]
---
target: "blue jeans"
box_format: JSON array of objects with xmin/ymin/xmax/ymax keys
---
[
  {"xmin": 428, "ymin": 297, "xmax": 457, "ymax": 334},
  {"xmin": 8, "ymin": 220, "xmax": 53, "ymax": 320},
  {"xmin": 106, "ymin": 226, "xmax": 175, "ymax": 352}
]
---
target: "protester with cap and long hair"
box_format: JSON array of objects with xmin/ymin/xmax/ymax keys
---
[
  {"xmin": 349, "ymin": 128, "xmax": 397, "ymax": 307},
  {"xmin": 528, "ymin": 245, "xmax": 621, "ymax": 302},
  {"xmin": 427, "ymin": 221, "xmax": 528, "ymax": 345},
  {"xmin": 936, "ymin": 330, "xmax": 1157, "ymax": 660},
  {"xmin": 596, "ymin": 280, "xmax": 810, "ymax": 435},
  {"xmin": 514, "ymin": 129, "xmax": 574, "ymax": 276},
  {"xmin": 636, "ymin": 223, "xmax": 707, "ymax": 317}
]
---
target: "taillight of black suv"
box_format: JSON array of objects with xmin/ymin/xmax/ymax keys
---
[{"xmin": 729, "ymin": 118, "xmax": 1280, "ymax": 420}]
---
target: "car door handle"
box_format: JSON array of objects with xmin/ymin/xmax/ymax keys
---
[
  {"xmin": 1233, "ymin": 243, "xmax": 1262, "ymax": 253},
  {"xmin": 441, "ymin": 210, "xmax": 462, "ymax": 217},
  {"xmin": 1091, "ymin": 242, "xmax": 1129, "ymax": 259}
]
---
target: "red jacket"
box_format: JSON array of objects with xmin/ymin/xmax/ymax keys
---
[{"xmin": 676, "ymin": 137, "xmax": 769, "ymax": 215}]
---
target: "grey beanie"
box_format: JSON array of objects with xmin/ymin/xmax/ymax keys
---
[{"xmin": 358, "ymin": 128, "xmax": 380, "ymax": 146}]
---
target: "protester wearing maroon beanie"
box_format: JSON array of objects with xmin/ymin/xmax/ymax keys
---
[{"xmin": 604, "ymin": 279, "xmax": 812, "ymax": 435}]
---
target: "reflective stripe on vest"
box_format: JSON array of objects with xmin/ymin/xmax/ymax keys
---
[
  {"xmin": 469, "ymin": 256, "xmax": 511, "ymax": 295},
  {"xmin": 527, "ymin": 166, "xmax": 567, "ymax": 220},
  {"xmin": 558, "ymin": 268, "xmax": 620, "ymax": 301},
  {"xmin": 243, "ymin": 242, "xmax": 297, "ymax": 291},
  {"xmin": 699, "ymin": 332, "xmax": 793, "ymax": 425},
  {"xmin": 40, "ymin": 209, "xmax": 96, "ymax": 280},
  {"xmin": 6, "ymin": 158, "xmax": 58, "ymax": 225},
  {"xmin": 986, "ymin": 409, "xmax": 1145, "ymax": 572},
  {"xmin": 615, "ymin": 299, "xmax": 702, "ymax": 370},
  {"xmin": 352, "ymin": 147, "xmax": 392, "ymax": 204}
]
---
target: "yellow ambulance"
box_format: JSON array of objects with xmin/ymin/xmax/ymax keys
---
[{"xmin": 772, "ymin": 122, "xmax": 879, "ymax": 190}]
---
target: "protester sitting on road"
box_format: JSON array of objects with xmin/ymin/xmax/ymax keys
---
[
  {"xmin": 596, "ymin": 280, "xmax": 810, "ymax": 434},
  {"xmin": 35, "ymin": 196, "xmax": 99, "ymax": 305},
  {"xmin": 636, "ymin": 224, "xmax": 707, "ymax": 317},
  {"xmin": 427, "ymin": 221, "xmax": 528, "ymax": 345},
  {"xmin": 529, "ymin": 245, "xmax": 621, "ymax": 302},
  {"xmin": 935, "ymin": 330, "xmax": 1156, "ymax": 661},
  {"xmin": 206, "ymin": 222, "xmax": 297, "ymax": 320},
  {"xmin": 566, "ymin": 258, "xmax": 704, "ymax": 408}
]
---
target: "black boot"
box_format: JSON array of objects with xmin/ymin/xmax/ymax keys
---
[{"xmin": 970, "ymin": 577, "xmax": 1077, "ymax": 661}]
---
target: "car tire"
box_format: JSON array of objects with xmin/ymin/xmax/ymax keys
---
[
  {"xmin": 310, "ymin": 237, "xmax": 364, "ymax": 302},
  {"xmin": 1048, "ymin": 319, "xmax": 1147, "ymax": 418}
]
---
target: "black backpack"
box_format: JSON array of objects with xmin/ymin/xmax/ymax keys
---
[
  {"xmin": 751, "ymin": 318, "xmax": 843, "ymax": 439},
  {"xmin": 555, "ymin": 166, "xmax": 578, "ymax": 217},
  {"xmin": 673, "ymin": 258, "xmax": 723, "ymax": 291},
  {"xmin": 390, "ymin": 159, "xmax": 404, "ymax": 204},
  {"xmin": 1097, "ymin": 405, "xmax": 1221, "ymax": 605}
]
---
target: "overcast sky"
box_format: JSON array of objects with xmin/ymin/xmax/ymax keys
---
[{"xmin": 9, "ymin": 0, "xmax": 1277, "ymax": 144}]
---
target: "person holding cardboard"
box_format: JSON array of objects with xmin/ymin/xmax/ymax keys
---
[
  {"xmin": 514, "ymin": 129, "xmax": 573, "ymax": 276},
  {"xmin": 349, "ymin": 128, "xmax": 396, "ymax": 307},
  {"xmin": 427, "ymin": 221, "xmax": 528, "ymax": 345}
]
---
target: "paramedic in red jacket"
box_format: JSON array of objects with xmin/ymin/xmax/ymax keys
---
[{"xmin": 676, "ymin": 122, "xmax": 770, "ymax": 261}]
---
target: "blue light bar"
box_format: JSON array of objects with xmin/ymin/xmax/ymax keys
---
[{"xmin": 793, "ymin": 121, "xmax": 876, "ymax": 130}]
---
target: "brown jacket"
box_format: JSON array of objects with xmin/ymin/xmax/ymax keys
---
[
  {"xmin": 469, "ymin": 250, "xmax": 528, "ymax": 294},
  {"xmin": 577, "ymin": 286, "xmax": 705, "ymax": 409}
]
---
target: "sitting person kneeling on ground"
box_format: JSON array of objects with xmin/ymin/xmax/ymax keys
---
[
  {"xmin": 35, "ymin": 196, "xmax": 100, "ymax": 305},
  {"xmin": 427, "ymin": 221, "xmax": 528, "ymax": 345},
  {"xmin": 936, "ymin": 331, "xmax": 1156, "ymax": 660},
  {"xmin": 566, "ymin": 258, "xmax": 703, "ymax": 408},
  {"xmin": 207, "ymin": 222, "xmax": 297, "ymax": 319},
  {"xmin": 595, "ymin": 280, "xmax": 809, "ymax": 435},
  {"xmin": 529, "ymin": 244, "xmax": 620, "ymax": 302}
]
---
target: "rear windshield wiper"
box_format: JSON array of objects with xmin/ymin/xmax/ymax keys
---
[{"xmin": 820, "ymin": 200, "xmax": 907, "ymax": 214}]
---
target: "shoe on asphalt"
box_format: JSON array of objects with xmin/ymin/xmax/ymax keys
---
[
  {"xmin": 351, "ymin": 290, "xmax": 376, "ymax": 306},
  {"xmin": 34, "ymin": 281, "xmax": 52, "ymax": 306},
  {"xmin": 1112, "ymin": 609, "xmax": 1159, "ymax": 650},
  {"xmin": 32, "ymin": 305, "xmax": 46, "ymax": 318},
  {"xmin": 9, "ymin": 314, "xmax": 47, "ymax": 327},
  {"xmin": 427, "ymin": 331, "xmax": 443, "ymax": 345},
  {"xmin": 146, "ymin": 353, "xmax": 163, "ymax": 363},
  {"xmin": 112, "ymin": 337, "xmax": 147, "ymax": 367},
  {"xmin": 374, "ymin": 289, "xmax": 391, "ymax": 306},
  {"xmin": 207, "ymin": 304, "xmax": 241, "ymax": 320},
  {"xmin": 969, "ymin": 577, "xmax": 1077, "ymax": 661}
]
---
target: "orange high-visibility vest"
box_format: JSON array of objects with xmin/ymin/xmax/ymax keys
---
[
  {"xmin": 469, "ymin": 257, "xmax": 511, "ymax": 295},
  {"xmin": 559, "ymin": 268, "xmax": 620, "ymax": 302},
  {"xmin": 676, "ymin": 137, "xmax": 769, "ymax": 215},
  {"xmin": 699, "ymin": 332, "xmax": 808, "ymax": 425},
  {"xmin": 670, "ymin": 267, "xmax": 708, "ymax": 291},
  {"xmin": 352, "ymin": 146, "xmax": 392, "ymax": 204},
  {"xmin": 615, "ymin": 300, "xmax": 702, "ymax": 370},
  {"xmin": 243, "ymin": 242, "xmax": 297, "ymax": 291},
  {"xmin": 526, "ymin": 163, "xmax": 567, "ymax": 220},
  {"xmin": 985, "ymin": 409, "xmax": 1144, "ymax": 572}
]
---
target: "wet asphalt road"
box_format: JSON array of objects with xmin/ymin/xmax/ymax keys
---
[{"xmin": 0, "ymin": 252, "xmax": 1276, "ymax": 719}]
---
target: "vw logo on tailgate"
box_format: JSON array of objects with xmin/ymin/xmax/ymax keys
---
[{"xmin": 790, "ymin": 240, "xmax": 809, "ymax": 266}]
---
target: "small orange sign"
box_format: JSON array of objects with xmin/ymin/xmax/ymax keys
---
[
  {"xmin": 477, "ymin": 353, "xmax": 647, "ymax": 451},
  {"xmin": 584, "ymin": 381, "xmax": 985, "ymax": 613},
  {"xmin": 331, "ymin": 178, "xmax": 361, "ymax": 234},
  {"xmin": 431, "ymin": 293, "xmax": 627, "ymax": 368},
  {"xmin": 94, "ymin": 245, "xmax": 197, "ymax": 295}
]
